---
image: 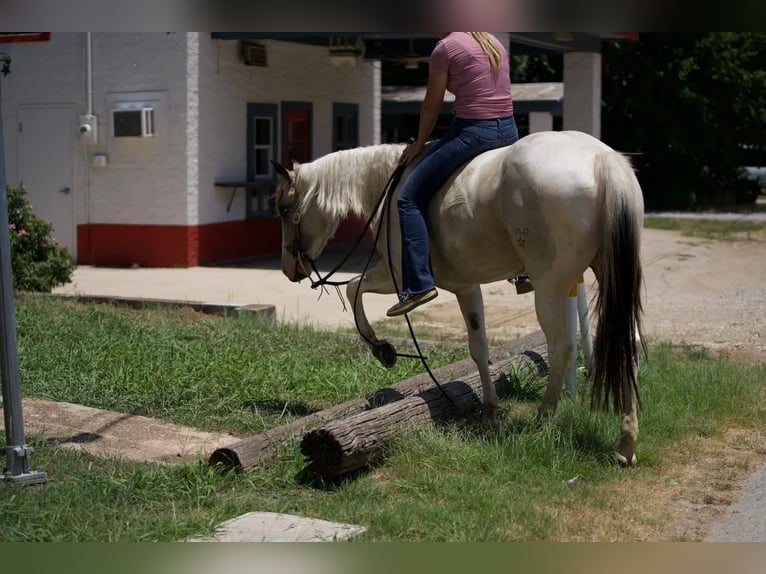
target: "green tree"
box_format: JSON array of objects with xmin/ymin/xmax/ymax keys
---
[{"xmin": 602, "ymin": 33, "xmax": 766, "ymax": 209}]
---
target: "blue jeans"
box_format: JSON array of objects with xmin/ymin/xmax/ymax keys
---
[{"xmin": 398, "ymin": 115, "xmax": 519, "ymax": 295}]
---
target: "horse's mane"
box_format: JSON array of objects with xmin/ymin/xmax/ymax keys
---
[{"xmin": 295, "ymin": 144, "xmax": 405, "ymax": 220}]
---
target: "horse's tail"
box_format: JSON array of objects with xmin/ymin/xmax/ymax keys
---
[{"xmin": 591, "ymin": 149, "xmax": 645, "ymax": 413}]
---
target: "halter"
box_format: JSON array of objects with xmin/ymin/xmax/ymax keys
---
[{"xmin": 282, "ymin": 208, "xmax": 315, "ymax": 283}]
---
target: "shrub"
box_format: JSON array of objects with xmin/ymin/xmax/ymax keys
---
[{"xmin": 5, "ymin": 186, "xmax": 75, "ymax": 292}]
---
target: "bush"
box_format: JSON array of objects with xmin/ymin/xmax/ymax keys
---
[{"xmin": 5, "ymin": 186, "xmax": 75, "ymax": 292}]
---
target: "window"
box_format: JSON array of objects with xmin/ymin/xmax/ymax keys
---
[
  {"xmin": 282, "ymin": 101, "xmax": 312, "ymax": 166},
  {"xmin": 252, "ymin": 117, "xmax": 272, "ymax": 176},
  {"xmin": 246, "ymin": 103, "xmax": 278, "ymax": 219},
  {"xmin": 333, "ymin": 103, "xmax": 359, "ymax": 151}
]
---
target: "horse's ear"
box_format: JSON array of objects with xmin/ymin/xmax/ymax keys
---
[{"xmin": 271, "ymin": 160, "xmax": 292, "ymax": 181}]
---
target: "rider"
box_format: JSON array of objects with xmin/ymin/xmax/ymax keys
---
[{"xmin": 387, "ymin": 32, "xmax": 521, "ymax": 317}]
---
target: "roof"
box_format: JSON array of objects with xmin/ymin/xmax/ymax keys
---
[
  {"xmin": 382, "ymin": 82, "xmax": 564, "ymax": 118},
  {"xmin": 211, "ymin": 33, "xmax": 637, "ymax": 58},
  {"xmin": 382, "ymin": 82, "xmax": 563, "ymax": 104}
]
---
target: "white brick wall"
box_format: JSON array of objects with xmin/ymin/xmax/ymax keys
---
[
  {"xmin": 87, "ymin": 32, "xmax": 189, "ymax": 225},
  {"xmin": 196, "ymin": 37, "xmax": 380, "ymax": 225},
  {"xmin": 0, "ymin": 33, "xmax": 88, "ymax": 239},
  {"xmin": 2, "ymin": 33, "xmax": 381, "ymax": 231}
]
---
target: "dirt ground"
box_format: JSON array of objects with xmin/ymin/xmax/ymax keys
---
[{"xmin": 411, "ymin": 226, "xmax": 766, "ymax": 363}]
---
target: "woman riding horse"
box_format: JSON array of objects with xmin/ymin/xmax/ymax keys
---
[{"xmin": 388, "ymin": 32, "xmax": 520, "ymax": 317}]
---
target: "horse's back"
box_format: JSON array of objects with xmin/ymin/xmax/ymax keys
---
[{"xmin": 428, "ymin": 130, "xmax": 615, "ymax": 286}]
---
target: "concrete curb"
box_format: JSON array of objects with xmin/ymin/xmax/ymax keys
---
[{"xmin": 52, "ymin": 293, "xmax": 276, "ymax": 321}]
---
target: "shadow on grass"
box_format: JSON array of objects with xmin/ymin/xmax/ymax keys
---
[
  {"xmin": 295, "ymin": 461, "xmax": 377, "ymax": 491},
  {"xmin": 242, "ymin": 398, "xmax": 317, "ymax": 418}
]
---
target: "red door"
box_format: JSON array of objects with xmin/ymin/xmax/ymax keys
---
[{"xmin": 283, "ymin": 108, "xmax": 310, "ymax": 166}]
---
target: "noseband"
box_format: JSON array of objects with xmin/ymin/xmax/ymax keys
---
[{"xmin": 283, "ymin": 208, "xmax": 316, "ymax": 281}]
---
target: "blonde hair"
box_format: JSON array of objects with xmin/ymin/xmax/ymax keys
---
[{"xmin": 469, "ymin": 32, "xmax": 502, "ymax": 71}]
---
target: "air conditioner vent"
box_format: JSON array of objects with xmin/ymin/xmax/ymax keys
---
[
  {"xmin": 112, "ymin": 107, "xmax": 155, "ymax": 138},
  {"xmin": 242, "ymin": 42, "xmax": 267, "ymax": 67}
]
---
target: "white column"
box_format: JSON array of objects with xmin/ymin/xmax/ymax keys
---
[
  {"xmin": 371, "ymin": 60, "xmax": 381, "ymax": 145},
  {"xmin": 528, "ymin": 111, "xmax": 553, "ymax": 133},
  {"xmin": 186, "ymin": 32, "xmax": 200, "ymax": 226},
  {"xmin": 563, "ymin": 51, "xmax": 602, "ymax": 138}
]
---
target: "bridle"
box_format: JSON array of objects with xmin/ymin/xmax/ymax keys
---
[
  {"xmin": 278, "ymin": 200, "xmax": 315, "ymax": 282},
  {"xmin": 278, "ymin": 165, "xmax": 406, "ymax": 293},
  {"xmin": 276, "ymin": 157, "xmax": 459, "ymax": 412}
]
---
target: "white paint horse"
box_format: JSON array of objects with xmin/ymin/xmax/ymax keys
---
[{"xmin": 272, "ymin": 130, "xmax": 645, "ymax": 465}]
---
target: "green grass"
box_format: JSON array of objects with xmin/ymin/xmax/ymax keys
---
[
  {"xmin": 14, "ymin": 295, "xmax": 465, "ymax": 435},
  {"xmin": 644, "ymin": 217, "xmax": 766, "ymax": 241},
  {"xmin": 1, "ymin": 297, "xmax": 764, "ymax": 541}
]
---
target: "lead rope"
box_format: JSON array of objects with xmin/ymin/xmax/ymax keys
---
[{"xmin": 307, "ymin": 160, "xmax": 460, "ymax": 413}]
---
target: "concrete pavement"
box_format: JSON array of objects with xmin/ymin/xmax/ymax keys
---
[{"xmin": 51, "ymin": 241, "xmax": 461, "ymax": 330}]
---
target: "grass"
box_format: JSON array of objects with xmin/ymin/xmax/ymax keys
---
[
  {"xmin": 1, "ymin": 296, "xmax": 764, "ymax": 541},
  {"xmin": 14, "ymin": 295, "xmax": 465, "ymax": 436},
  {"xmin": 644, "ymin": 217, "xmax": 766, "ymax": 241}
]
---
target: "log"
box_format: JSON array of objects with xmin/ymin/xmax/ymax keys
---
[
  {"xmin": 300, "ymin": 348, "xmax": 549, "ymax": 479},
  {"xmin": 210, "ymin": 330, "xmax": 547, "ymax": 472}
]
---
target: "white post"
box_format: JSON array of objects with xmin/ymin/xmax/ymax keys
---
[
  {"xmin": 528, "ymin": 111, "xmax": 553, "ymax": 134},
  {"xmin": 565, "ymin": 281, "xmax": 579, "ymax": 395},
  {"xmin": 577, "ymin": 276, "xmax": 593, "ymax": 377}
]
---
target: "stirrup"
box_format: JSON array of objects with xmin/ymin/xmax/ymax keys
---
[{"xmin": 509, "ymin": 274, "xmax": 534, "ymax": 294}]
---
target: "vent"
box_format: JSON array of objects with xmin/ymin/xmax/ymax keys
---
[
  {"xmin": 328, "ymin": 36, "xmax": 364, "ymax": 67},
  {"xmin": 241, "ymin": 42, "xmax": 267, "ymax": 67}
]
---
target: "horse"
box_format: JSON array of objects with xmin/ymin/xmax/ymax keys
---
[{"xmin": 272, "ymin": 130, "xmax": 645, "ymax": 466}]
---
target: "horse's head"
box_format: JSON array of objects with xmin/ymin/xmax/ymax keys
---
[{"xmin": 272, "ymin": 159, "xmax": 338, "ymax": 282}]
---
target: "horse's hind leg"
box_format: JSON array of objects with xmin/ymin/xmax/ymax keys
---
[
  {"xmin": 618, "ymin": 328, "xmax": 641, "ymax": 466},
  {"xmin": 455, "ymin": 286, "xmax": 498, "ymax": 424},
  {"xmin": 619, "ymin": 394, "xmax": 639, "ymax": 467},
  {"xmin": 346, "ymin": 262, "xmax": 398, "ymax": 368},
  {"xmin": 533, "ymin": 283, "xmax": 574, "ymax": 416}
]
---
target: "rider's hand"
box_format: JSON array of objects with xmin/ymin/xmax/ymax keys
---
[{"xmin": 399, "ymin": 141, "xmax": 425, "ymax": 166}]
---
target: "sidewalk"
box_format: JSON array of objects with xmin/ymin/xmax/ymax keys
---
[{"xmin": 51, "ymin": 242, "xmax": 462, "ymax": 330}]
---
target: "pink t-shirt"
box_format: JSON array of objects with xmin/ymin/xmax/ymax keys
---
[{"xmin": 430, "ymin": 33, "xmax": 514, "ymax": 119}]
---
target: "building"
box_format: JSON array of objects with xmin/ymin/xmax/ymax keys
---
[{"xmin": 0, "ymin": 32, "xmax": 635, "ymax": 268}]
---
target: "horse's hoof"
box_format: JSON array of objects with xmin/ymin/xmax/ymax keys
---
[
  {"xmin": 616, "ymin": 451, "xmax": 638, "ymax": 467},
  {"xmin": 535, "ymin": 405, "xmax": 555, "ymax": 423},
  {"xmin": 482, "ymin": 406, "xmax": 500, "ymax": 428},
  {"xmin": 372, "ymin": 341, "xmax": 397, "ymax": 369}
]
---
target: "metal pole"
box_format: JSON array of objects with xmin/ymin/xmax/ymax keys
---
[{"xmin": 0, "ymin": 54, "xmax": 47, "ymax": 484}]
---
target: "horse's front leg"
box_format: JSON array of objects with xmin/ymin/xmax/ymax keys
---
[
  {"xmin": 346, "ymin": 262, "xmax": 398, "ymax": 368},
  {"xmin": 454, "ymin": 286, "xmax": 498, "ymax": 425}
]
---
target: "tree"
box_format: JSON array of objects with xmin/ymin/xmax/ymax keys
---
[
  {"xmin": 602, "ymin": 33, "xmax": 766, "ymax": 209},
  {"xmin": 6, "ymin": 186, "xmax": 75, "ymax": 292}
]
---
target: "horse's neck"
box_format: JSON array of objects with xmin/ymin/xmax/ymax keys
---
[{"xmin": 354, "ymin": 146, "xmax": 403, "ymax": 214}]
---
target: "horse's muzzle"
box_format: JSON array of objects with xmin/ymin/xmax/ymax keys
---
[{"xmin": 281, "ymin": 251, "xmax": 310, "ymax": 282}]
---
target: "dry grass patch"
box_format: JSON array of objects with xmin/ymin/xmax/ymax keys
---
[{"xmin": 538, "ymin": 426, "xmax": 766, "ymax": 541}]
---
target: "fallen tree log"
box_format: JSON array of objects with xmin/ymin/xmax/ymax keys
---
[
  {"xmin": 210, "ymin": 330, "xmax": 547, "ymax": 473},
  {"xmin": 300, "ymin": 348, "xmax": 549, "ymax": 479}
]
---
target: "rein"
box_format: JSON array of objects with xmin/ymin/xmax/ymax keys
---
[{"xmin": 292, "ymin": 158, "xmax": 460, "ymax": 413}]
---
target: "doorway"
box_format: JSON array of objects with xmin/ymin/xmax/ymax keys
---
[{"xmin": 17, "ymin": 105, "xmax": 75, "ymax": 255}]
